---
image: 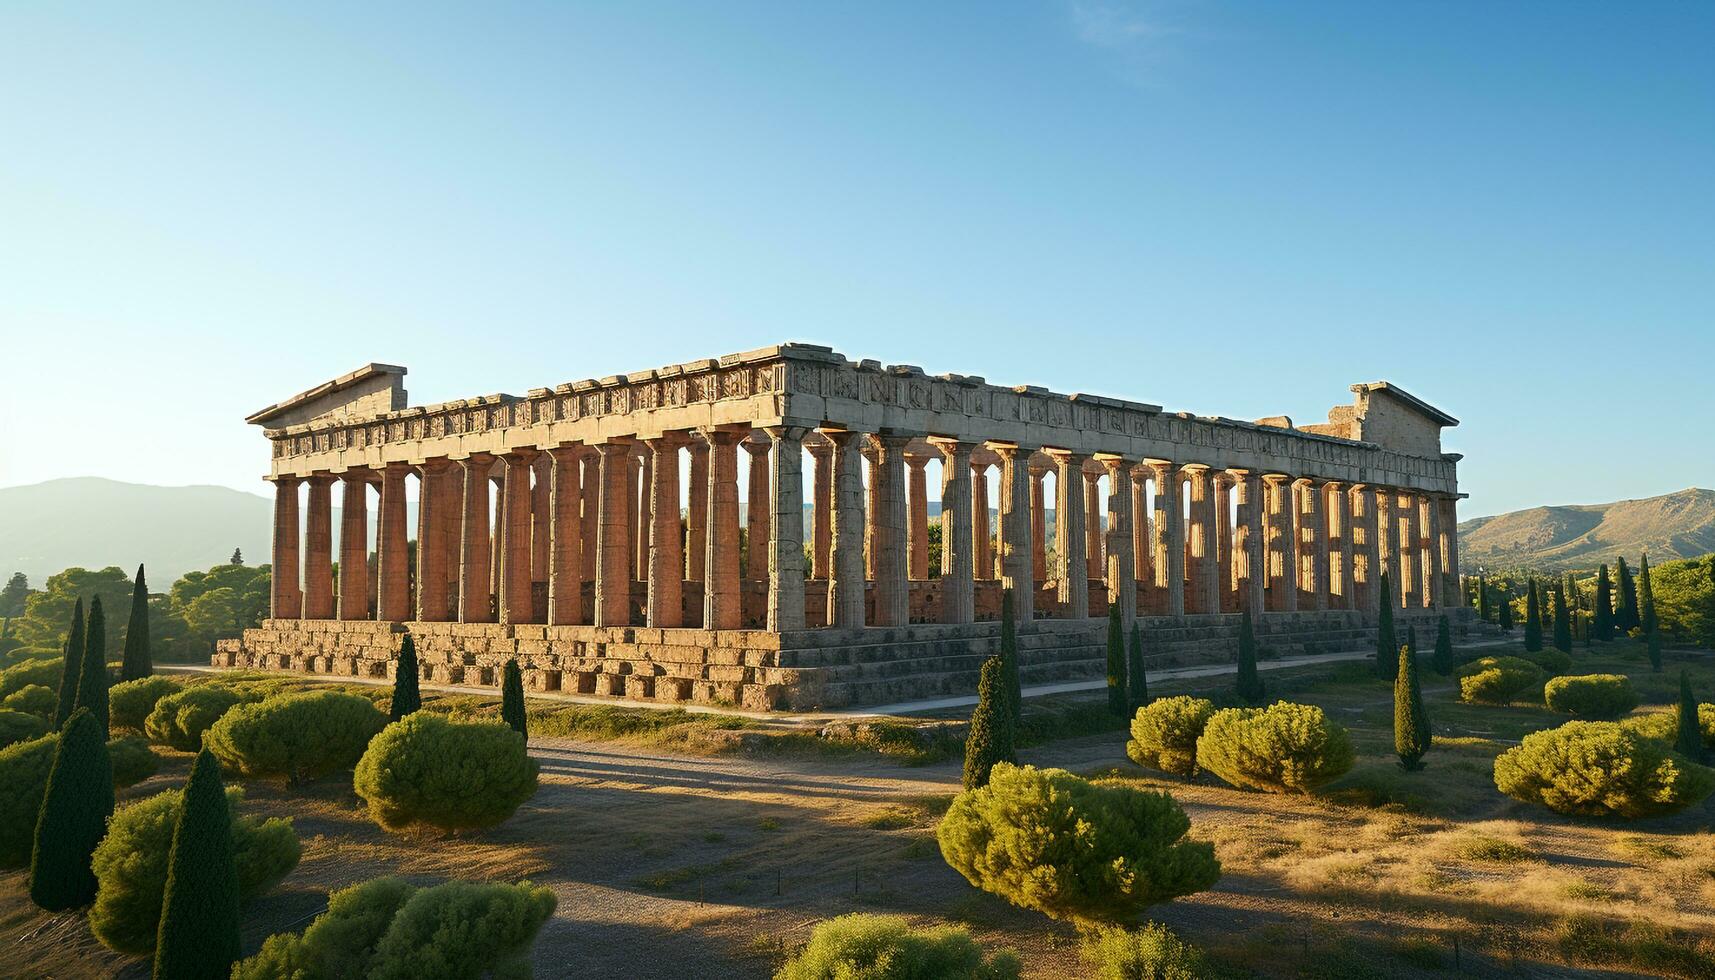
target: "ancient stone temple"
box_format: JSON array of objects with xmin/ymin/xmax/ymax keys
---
[{"xmin": 217, "ymin": 344, "xmax": 1472, "ymax": 710}]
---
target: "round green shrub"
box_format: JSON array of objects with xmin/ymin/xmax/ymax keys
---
[
  {"xmin": 207, "ymin": 691, "xmax": 387, "ymax": 785},
  {"xmin": 776, "ymin": 913, "xmax": 1021, "ymax": 980},
  {"xmin": 89, "ymin": 785, "xmax": 300, "ymax": 954},
  {"xmin": 0, "ymin": 734, "xmax": 58, "ymax": 867},
  {"xmin": 1520, "ymin": 647, "xmax": 1573, "ymax": 674},
  {"xmin": 0, "ymin": 709, "xmax": 48, "ymax": 748},
  {"xmin": 1126, "ymin": 696, "xmax": 1215, "ymax": 776},
  {"xmin": 144, "ymin": 685, "xmax": 255, "ymax": 751},
  {"xmin": 2, "ymin": 684, "xmax": 56, "ymax": 719},
  {"xmin": 366, "ymin": 880, "xmax": 555, "ymax": 980},
  {"xmin": 353, "ymin": 714, "xmax": 538, "ymax": 832},
  {"xmin": 1195, "ymin": 702, "xmax": 1355, "ymax": 794},
  {"xmin": 1078, "ymin": 923, "xmax": 1210, "ymax": 980},
  {"xmin": 1544, "ymin": 674, "xmax": 1640, "ymax": 719},
  {"xmin": 1456, "ymin": 656, "xmax": 1544, "ymax": 705},
  {"xmin": 107, "ymin": 736, "xmax": 159, "ymax": 787},
  {"xmin": 233, "ymin": 877, "xmax": 420, "ymax": 980},
  {"xmin": 0, "ymin": 658, "xmax": 62, "ymax": 697},
  {"xmin": 936, "ymin": 762, "xmax": 1219, "ymax": 923},
  {"xmin": 1493, "ymin": 720, "xmax": 1715, "ymax": 818},
  {"xmin": 109, "ymin": 676, "xmax": 182, "ymax": 733}
]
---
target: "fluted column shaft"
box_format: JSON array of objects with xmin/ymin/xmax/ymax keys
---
[
  {"xmin": 376, "ymin": 464, "xmax": 411, "ymax": 622},
  {"xmin": 1419, "ymin": 494, "xmax": 1439, "ymax": 608},
  {"xmin": 270, "ymin": 477, "xmax": 302, "ymax": 619},
  {"xmin": 1440, "ymin": 495, "xmax": 1463, "ymax": 606},
  {"xmin": 1083, "ymin": 470, "xmax": 1104, "ymax": 582},
  {"xmin": 1398, "ymin": 491, "xmax": 1419, "ymax": 608},
  {"xmin": 1351, "ymin": 485, "xmax": 1379, "ymax": 612},
  {"xmin": 1186, "ymin": 466, "xmax": 1218, "ymax": 614},
  {"xmin": 1130, "ymin": 467, "xmax": 1149, "ymax": 598},
  {"xmin": 686, "ymin": 441, "xmax": 709, "ymax": 582},
  {"xmin": 547, "ymin": 446, "xmax": 584, "ymax": 625},
  {"xmin": 809, "ymin": 443, "xmax": 833, "ymax": 580},
  {"xmin": 871, "ymin": 434, "xmax": 911, "ymax": 627},
  {"xmin": 702, "ymin": 431, "xmax": 743, "ymax": 631},
  {"xmin": 864, "ymin": 443, "xmax": 881, "ymax": 581},
  {"xmin": 906, "ymin": 454, "xmax": 929, "ymax": 580},
  {"xmin": 1030, "ymin": 465, "xmax": 1048, "ymax": 584},
  {"xmin": 765, "ymin": 426, "xmax": 807, "ymax": 632},
  {"xmin": 1233, "ymin": 472, "xmax": 1266, "ymax": 618},
  {"xmin": 646, "ymin": 438, "xmax": 684, "ymax": 628},
  {"xmin": 633, "ymin": 452, "xmax": 650, "ymax": 583},
  {"xmin": 997, "ymin": 444, "xmax": 1036, "ymax": 625},
  {"xmin": 532, "ymin": 456, "xmax": 550, "ymax": 585},
  {"xmin": 458, "ymin": 456, "xmax": 494, "ymax": 622},
  {"xmin": 338, "ymin": 472, "xmax": 370, "ymax": 621},
  {"xmin": 1151, "ymin": 464, "xmax": 1185, "ymax": 617},
  {"xmin": 1104, "ymin": 458, "xmax": 1136, "ymax": 631},
  {"xmin": 593, "ymin": 441, "xmax": 633, "ymax": 627},
  {"xmin": 302, "ymin": 476, "xmax": 334, "ymax": 619},
  {"xmin": 1299, "ymin": 479, "xmax": 1328, "ymax": 611},
  {"xmin": 1215, "ymin": 475, "xmax": 1233, "ymax": 611},
  {"xmin": 1325, "ymin": 482, "xmax": 1352, "ymax": 610},
  {"xmin": 499, "ymin": 452, "xmax": 537, "ymax": 624},
  {"xmin": 826, "ymin": 431, "xmax": 867, "ymax": 629},
  {"xmin": 970, "ymin": 462, "xmax": 992, "ymax": 580},
  {"xmin": 1054, "ymin": 452, "xmax": 1090, "ymax": 619},
  {"xmin": 937, "ymin": 441, "xmax": 975, "ymax": 624},
  {"xmin": 414, "ymin": 463, "xmax": 448, "ymax": 622},
  {"xmin": 1264, "ymin": 476, "xmax": 1297, "ymax": 612},
  {"xmin": 744, "ymin": 439, "xmax": 772, "ymax": 581},
  {"xmin": 1375, "ymin": 489, "xmax": 1396, "ymax": 601},
  {"xmin": 579, "ymin": 453, "xmax": 599, "ymax": 583}
]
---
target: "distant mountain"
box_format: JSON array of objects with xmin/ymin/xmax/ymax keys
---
[
  {"xmin": 0, "ymin": 477, "xmax": 274, "ymax": 585},
  {"xmin": 1458, "ymin": 488, "xmax": 1715, "ymax": 572}
]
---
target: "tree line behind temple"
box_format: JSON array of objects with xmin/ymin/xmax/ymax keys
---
[{"xmin": 1466, "ymin": 553, "xmax": 1715, "ymax": 651}]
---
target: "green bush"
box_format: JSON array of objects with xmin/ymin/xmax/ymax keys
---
[
  {"xmin": 1456, "ymin": 656, "xmax": 1544, "ymax": 705},
  {"xmin": 0, "ymin": 657, "xmax": 62, "ymax": 697},
  {"xmin": 936, "ymin": 763, "xmax": 1219, "ymax": 922},
  {"xmin": 1544, "ymin": 674, "xmax": 1641, "ymax": 719},
  {"xmin": 235, "ymin": 877, "xmax": 556, "ymax": 980},
  {"xmin": 144, "ymin": 685, "xmax": 255, "ymax": 750},
  {"xmin": 776, "ymin": 913, "xmax": 1020, "ymax": 980},
  {"xmin": 109, "ymin": 676, "xmax": 181, "ymax": 733},
  {"xmin": 1078, "ymin": 923, "xmax": 1210, "ymax": 980},
  {"xmin": 89, "ymin": 785, "xmax": 299, "ymax": 954},
  {"xmin": 0, "ymin": 734, "xmax": 58, "ymax": 866},
  {"xmin": 0, "ymin": 708, "xmax": 48, "ymax": 748},
  {"xmin": 1493, "ymin": 721, "xmax": 1715, "ymax": 818},
  {"xmin": 1620, "ymin": 705, "xmax": 1715, "ymax": 751},
  {"xmin": 353, "ymin": 714, "xmax": 538, "ymax": 831},
  {"xmin": 1195, "ymin": 702, "xmax": 1355, "ymax": 793},
  {"xmin": 1126, "ymin": 696, "xmax": 1215, "ymax": 776},
  {"xmin": 1520, "ymin": 647, "xmax": 1573, "ymax": 674},
  {"xmin": 108, "ymin": 735, "xmax": 159, "ymax": 787},
  {"xmin": 3, "ymin": 684, "xmax": 56, "ymax": 718},
  {"xmin": 207, "ymin": 691, "xmax": 387, "ymax": 785}
]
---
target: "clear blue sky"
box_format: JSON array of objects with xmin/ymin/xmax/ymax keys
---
[{"xmin": 1, "ymin": 2, "xmax": 1709, "ymax": 518}]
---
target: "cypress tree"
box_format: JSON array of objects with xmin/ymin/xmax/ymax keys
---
[
  {"xmin": 1639, "ymin": 554, "xmax": 1658, "ymax": 636},
  {"xmin": 389, "ymin": 633, "xmax": 422, "ymax": 721},
  {"xmin": 1105, "ymin": 603, "xmax": 1127, "ymax": 718},
  {"xmin": 153, "ymin": 749, "xmax": 241, "ymax": 980},
  {"xmin": 1593, "ymin": 564, "xmax": 1614, "ymax": 641},
  {"xmin": 1523, "ymin": 578, "xmax": 1543, "ymax": 652},
  {"xmin": 74, "ymin": 596, "xmax": 110, "ymax": 738},
  {"xmin": 1477, "ymin": 573, "xmax": 1490, "ymax": 623},
  {"xmin": 1394, "ymin": 639, "xmax": 1430, "ymax": 771},
  {"xmin": 1127, "ymin": 622, "xmax": 1148, "ymax": 713},
  {"xmin": 1236, "ymin": 608, "xmax": 1264, "ymax": 705},
  {"xmin": 54, "ymin": 598, "xmax": 86, "ymax": 728},
  {"xmin": 999, "ymin": 589, "xmax": 1022, "ymax": 731},
  {"xmin": 28, "ymin": 708, "xmax": 114, "ymax": 910},
  {"xmin": 963, "ymin": 657, "xmax": 1014, "ymax": 790},
  {"xmin": 1498, "ymin": 588, "xmax": 1514, "ymax": 632},
  {"xmin": 1432, "ymin": 614, "xmax": 1454, "ymax": 675},
  {"xmin": 1551, "ymin": 585, "xmax": 1572, "ymax": 653},
  {"xmin": 1564, "ymin": 572, "xmax": 1579, "ymax": 614},
  {"xmin": 501, "ymin": 659, "xmax": 527, "ymax": 739},
  {"xmin": 1615, "ymin": 557, "xmax": 1639, "ymax": 632},
  {"xmin": 1647, "ymin": 629, "xmax": 1663, "ymax": 674},
  {"xmin": 1675, "ymin": 670, "xmax": 1704, "ymax": 764},
  {"xmin": 120, "ymin": 564, "xmax": 151, "ymax": 681},
  {"xmin": 1375, "ymin": 572, "xmax": 1397, "ymax": 680}
]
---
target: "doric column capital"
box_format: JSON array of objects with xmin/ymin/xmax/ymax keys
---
[
  {"xmin": 593, "ymin": 440, "xmax": 633, "ymax": 459},
  {"xmin": 871, "ymin": 431, "xmax": 914, "ymax": 453},
  {"xmin": 267, "ymin": 473, "xmax": 301, "ymax": 488},
  {"xmin": 741, "ymin": 434, "xmax": 772, "ymax": 457},
  {"xmin": 546, "ymin": 441, "xmax": 584, "ymax": 462},
  {"xmin": 904, "ymin": 450, "xmax": 933, "ymax": 471},
  {"xmin": 817, "ymin": 427, "xmax": 865, "ymax": 449},
  {"xmin": 761, "ymin": 423, "xmax": 809, "ymax": 447}
]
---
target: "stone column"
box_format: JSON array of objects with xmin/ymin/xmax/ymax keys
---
[
  {"xmin": 593, "ymin": 441, "xmax": 633, "ymax": 627},
  {"xmin": 1084, "ymin": 469, "xmax": 1104, "ymax": 582},
  {"xmin": 1263, "ymin": 475, "xmax": 1297, "ymax": 613},
  {"xmin": 1103, "ymin": 457, "xmax": 1136, "ymax": 631},
  {"xmin": 744, "ymin": 438, "xmax": 772, "ymax": 581},
  {"xmin": 1030, "ymin": 461, "xmax": 1049, "ymax": 585},
  {"xmin": 686, "ymin": 440, "xmax": 709, "ymax": 582},
  {"xmin": 970, "ymin": 461, "xmax": 992, "ymax": 580},
  {"xmin": 302, "ymin": 476, "xmax": 334, "ymax": 619},
  {"xmin": 579, "ymin": 452, "xmax": 599, "ymax": 583},
  {"xmin": 645, "ymin": 438, "xmax": 684, "ymax": 628},
  {"xmin": 936, "ymin": 440, "xmax": 975, "ymax": 624},
  {"xmin": 1053, "ymin": 451, "xmax": 1090, "ymax": 619},
  {"xmin": 701, "ymin": 430, "xmax": 743, "ymax": 631},
  {"xmin": 1324, "ymin": 482, "xmax": 1352, "ymax": 610},
  {"xmin": 906, "ymin": 452, "xmax": 930, "ymax": 580},
  {"xmin": 532, "ymin": 456, "xmax": 550, "ymax": 587},
  {"xmin": 1215, "ymin": 474, "xmax": 1233, "ymax": 612},
  {"xmin": 1440, "ymin": 495, "xmax": 1463, "ymax": 606},
  {"xmin": 376, "ymin": 463, "xmax": 411, "ymax": 622},
  {"xmin": 1350, "ymin": 484, "xmax": 1378, "ymax": 613},
  {"xmin": 458, "ymin": 456, "xmax": 494, "ymax": 622},
  {"xmin": 1231, "ymin": 471, "xmax": 1266, "ymax": 618},
  {"xmin": 764, "ymin": 426, "xmax": 808, "ymax": 632},
  {"xmin": 871, "ymin": 433, "xmax": 911, "ymax": 627},
  {"xmin": 489, "ymin": 473, "xmax": 503, "ymax": 603},
  {"xmin": 996, "ymin": 444, "xmax": 1036, "ymax": 625},
  {"xmin": 825, "ymin": 430, "xmax": 867, "ymax": 629},
  {"xmin": 414, "ymin": 464, "xmax": 448, "ymax": 622},
  {"xmin": 633, "ymin": 451, "xmax": 651, "ymax": 583},
  {"xmin": 498, "ymin": 451, "xmax": 537, "ymax": 625},
  {"xmin": 1375, "ymin": 488, "xmax": 1396, "ymax": 602},
  {"xmin": 440, "ymin": 464, "xmax": 463, "ymax": 618},
  {"xmin": 863, "ymin": 442, "xmax": 881, "ymax": 581},
  {"xmin": 547, "ymin": 445, "xmax": 584, "ymax": 626},
  {"xmin": 269, "ymin": 477, "xmax": 302, "ymax": 619},
  {"xmin": 1185, "ymin": 466, "xmax": 1218, "ymax": 615},
  {"xmin": 1397, "ymin": 491, "xmax": 1418, "ymax": 609},
  {"xmin": 1130, "ymin": 466, "xmax": 1149, "ymax": 593},
  {"xmin": 338, "ymin": 471, "xmax": 370, "ymax": 621},
  {"xmin": 1419, "ymin": 494, "xmax": 1440, "ymax": 608},
  {"xmin": 1298, "ymin": 479, "xmax": 1328, "ymax": 611},
  {"xmin": 809, "ymin": 441, "xmax": 833, "ymax": 579},
  {"xmin": 1151, "ymin": 463, "xmax": 1185, "ymax": 617}
]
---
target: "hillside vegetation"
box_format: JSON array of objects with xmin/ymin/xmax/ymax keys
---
[{"xmin": 1460, "ymin": 488, "xmax": 1715, "ymax": 572}]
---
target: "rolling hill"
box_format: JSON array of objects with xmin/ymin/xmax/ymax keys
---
[{"xmin": 1458, "ymin": 488, "xmax": 1715, "ymax": 572}]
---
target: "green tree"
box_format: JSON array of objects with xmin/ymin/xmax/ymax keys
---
[
  {"xmin": 28, "ymin": 708, "xmax": 114, "ymax": 910},
  {"xmin": 74, "ymin": 597, "xmax": 110, "ymax": 738},
  {"xmin": 153, "ymin": 749, "xmax": 242, "ymax": 980},
  {"xmin": 53, "ymin": 598, "xmax": 85, "ymax": 729},
  {"xmin": 1432, "ymin": 614, "xmax": 1454, "ymax": 675},
  {"xmin": 963, "ymin": 658, "xmax": 1015, "ymax": 790},
  {"xmin": 1127, "ymin": 623, "xmax": 1147, "ymax": 713},
  {"xmin": 1677, "ymin": 671, "xmax": 1704, "ymax": 764},
  {"xmin": 998, "ymin": 590, "xmax": 1021, "ymax": 731},
  {"xmin": 1552, "ymin": 585, "xmax": 1573, "ymax": 653},
  {"xmin": 500, "ymin": 659, "xmax": 527, "ymax": 738},
  {"xmin": 1593, "ymin": 564, "xmax": 1615, "ymax": 641},
  {"xmin": 389, "ymin": 635, "xmax": 421, "ymax": 722},
  {"xmin": 1105, "ymin": 603, "xmax": 1126, "ymax": 718},
  {"xmin": 1476, "ymin": 573, "xmax": 1490, "ymax": 623},
  {"xmin": 1394, "ymin": 640, "xmax": 1430, "ymax": 771},
  {"xmin": 1375, "ymin": 571, "xmax": 1397, "ymax": 680},
  {"xmin": 230, "ymin": 548, "xmax": 244, "ymax": 566},
  {"xmin": 0, "ymin": 573, "xmax": 29, "ymax": 619},
  {"xmin": 14, "ymin": 567, "xmax": 134, "ymax": 657},
  {"xmin": 1615, "ymin": 557, "xmax": 1639, "ymax": 632},
  {"xmin": 1235, "ymin": 609, "xmax": 1263, "ymax": 705},
  {"xmin": 1639, "ymin": 554, "xmax": 1658, "ymax": 636},
  {"xmin": 1498, "ymin": 588, "xmax": 1514, "ymax": 632},
  {"xmin": 1523, "ymin": 578, "xmax": 1543, "ymax": 652},
  {"xmin": 120, "ymin": 565, "xmax": 151, "ymax": 681}
]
